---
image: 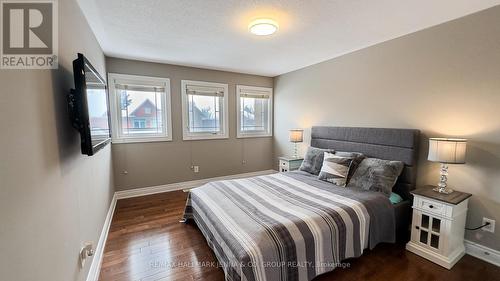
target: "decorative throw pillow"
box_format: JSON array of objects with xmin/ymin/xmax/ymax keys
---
[
  {"xmin": 347, "ymin": 158, "xmax": 404, "ymax": 196},
  {"xmin": 334, "ymin": 151, "xmax": 365, "ymax": 184},
  {"xmin": 318, "ymin": 152, "xmax": 354, "ymax": 186},
  {"xmin": 299, "ymin": 147, "xmax": 335, "ymax": 175}
]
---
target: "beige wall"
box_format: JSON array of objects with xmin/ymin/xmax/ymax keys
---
[
  {"xmin": 0, "ymin": 1, "xmax": 114, "ymax": 281},
  {"xmin": 274, "ymin": 6, "xmax": 500, "ymax": 250},
  {"xmin": 106, "ymin": 58, "xmax": 274, "ymax": 191}
]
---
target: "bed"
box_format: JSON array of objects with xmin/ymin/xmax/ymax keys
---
[{"xmin": 183, "ymin": 126, "xmax": 420, "ymax": 281}]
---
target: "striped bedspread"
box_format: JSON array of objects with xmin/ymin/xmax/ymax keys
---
[{"xmin": 183, "ymin": 171, "xmax": 395, "ymax": 281}]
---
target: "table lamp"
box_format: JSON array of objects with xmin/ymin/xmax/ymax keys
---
[
  {"xmin": 427, "ymin": 138, "xmax": 467, "ymax": 194},
  {"xmin": 289, "ymin": 129, "xmax": 303, "ymax": 159}
]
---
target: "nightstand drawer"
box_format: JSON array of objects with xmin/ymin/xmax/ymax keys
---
[{"xmin": 415, "ymin": 197, "xmax": 450, "ymax": 217}]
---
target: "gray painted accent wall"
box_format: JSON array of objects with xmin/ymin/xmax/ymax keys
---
[
  {"xmin": 0, "ymin": 1, "xmax": 114, "ymax": 281},
  {"xmin": 273, "ymin": 6, "xmax": 500, "ymax": 251},
  {"xmin": 106, "ymin": 58, "xmax": 274, "ymax": 191}
]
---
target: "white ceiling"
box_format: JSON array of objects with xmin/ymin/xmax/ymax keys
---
[{"xmin": 77, "ymin": 0, "xmax": 500, "ymax": 77}]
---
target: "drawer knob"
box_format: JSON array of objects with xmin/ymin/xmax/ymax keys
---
[{"xmin": 429, "ymin": 205, "xmax": 434, "ymax": 209}]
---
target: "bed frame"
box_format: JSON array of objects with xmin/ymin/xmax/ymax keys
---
[{"xmin": 311, "ymin": 126, "xmax": 421, "ymax": 240}]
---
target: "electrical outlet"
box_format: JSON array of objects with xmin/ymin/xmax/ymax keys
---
[
  {"xmin": 193, "ymin": 166, "xmax": 199, "ymax": 173},
  {"xmin": 242, "ymin": 160, "xmax": 247, "ymax": 164},
  {"xmin": 482, "ymin": 217, "xmax": 495, "ymax": 233}
]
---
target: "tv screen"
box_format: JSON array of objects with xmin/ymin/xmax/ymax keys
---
[{"xmin": 69, "ymin": 53, "xmax": 111, "ymax": 156}]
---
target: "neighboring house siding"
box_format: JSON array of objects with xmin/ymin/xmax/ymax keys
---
[{"xmin": 125, "ymin": 99, "xmax": 160, "ymax": 129}]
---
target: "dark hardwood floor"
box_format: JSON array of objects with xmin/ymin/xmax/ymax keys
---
[{"xmin": 99, "ymin": 191, "xmax": 499, "ymax": 281}]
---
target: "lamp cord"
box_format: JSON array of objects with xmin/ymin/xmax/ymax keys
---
[{"xmin": 465, "ymin": 222, "xmax": 490, "ymax": 231}]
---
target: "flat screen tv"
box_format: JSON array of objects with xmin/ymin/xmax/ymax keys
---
[{"xmin": 68, "ymin": 53, "xmax": 111, "ymax": 156}]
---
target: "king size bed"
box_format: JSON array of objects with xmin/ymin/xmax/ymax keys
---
[{"xmin": 183, "ymin": 126, "xmax": 420, "ymax": 281}]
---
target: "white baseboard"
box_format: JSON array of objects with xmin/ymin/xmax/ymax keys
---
[
  {"xmin": 86, "ymin": 193, "xmax": 117, "ymax": 281},
  {"xmin": 465, "ymin": 239, "xmax": 500, "ymax": 267},
  {"xmin": 115, "ymin": 169, "xmax": 277, "ymax": 199}
]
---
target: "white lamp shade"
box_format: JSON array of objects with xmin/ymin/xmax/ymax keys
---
[
  {"xmin": 289, "ymin": 129, "xmax": 304, "ymax": 143},
  {"xmin": 428, "ymin": 138, "xmax": 467, "ymax": 164}
]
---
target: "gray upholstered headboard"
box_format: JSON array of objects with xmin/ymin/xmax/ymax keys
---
[{"xmin": 311, "ymin": 126, "xmax": 420, "ymax": 200}]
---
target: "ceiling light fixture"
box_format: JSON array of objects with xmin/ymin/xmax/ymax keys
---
[{"xmin": 248, "ymin": 19, "xmax": 279, "ymax": 36}]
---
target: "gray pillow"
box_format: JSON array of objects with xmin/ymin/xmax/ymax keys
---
[
  {"xmin": 299, "ymin": 147, "xmax": 335, "ymax": 175},
  {"xmin": 318, "ymin": 152, "xmax": 354, "ymax": 187},
  {"xmin": 347, "ymin": 158, "xmax": 404, "ymax": 196},
  {"xmin": 334, "ymin": 151, "xmax": 365, "ymax": 184}
]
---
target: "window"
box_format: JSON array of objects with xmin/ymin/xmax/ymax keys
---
[
  {"xmin": 108, "ymin": 73, "xmax": 172, "ymax": 143},
  {"xmin": 236, "ymin": 85, "xmax": 273, "ymax": 138},
  {"xmin": 133, "ymin": 119, "xmax": 146, "ymax": 128},
  {"xmin": 181, "ymin": 80, "xmax": 229, "ymax": 140}
]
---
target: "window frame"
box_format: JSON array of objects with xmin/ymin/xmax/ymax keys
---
[
  {"xmin": 108, "ymin": 73, "xmax": 172, "ymax": 144},
  {"xmin": 181, "ymin": 80, "xmax": 229, "ymax": 140},
  {"xmin": 236, "ymin": 85, "xmax": 273, "ymax": 138}
]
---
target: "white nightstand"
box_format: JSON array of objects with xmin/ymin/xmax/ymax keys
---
[
  {"xmin": 406, "ymin": 186, "xmax": 472, "ymax": 269},
  {"xmin": 278, "ymin": 157, "xmax": 303, "ymax": 172}
]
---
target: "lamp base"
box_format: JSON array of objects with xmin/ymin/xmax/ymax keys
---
[
  {"xmin": 434, "ymin": 163, "xmax": 453, "ymax": 194},
  {"xmin": 292, "ymin": 142, "xmax": 299, "ymax": 159},
  {"xmin": 433, "ymin": 186, "xmax": 454, "ymax": 194}
]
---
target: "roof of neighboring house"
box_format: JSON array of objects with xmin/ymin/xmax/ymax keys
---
[{"xmin": 129, "ymin": 99, "xmax": 159, "ymax": 117}]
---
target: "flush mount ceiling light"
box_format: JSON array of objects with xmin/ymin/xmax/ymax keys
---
[{"xmin": 248, "ymin": 19, "xmax": 279, "ymax": 36}]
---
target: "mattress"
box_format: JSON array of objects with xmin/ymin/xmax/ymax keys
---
[{"xmin": 183, "ymin": 171, "xmax": 396, "ymax": 281}]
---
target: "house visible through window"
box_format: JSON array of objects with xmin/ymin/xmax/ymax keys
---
[
  {"xmin": 120, "ymin": 91, "xmax": 162, "ymax": 134},
  {"xmin": 181, "ymin": 80, "xmax": 229, "ymax": 140},
  {"xmin": 237, "ymin": 85, "xmax": 273, "ymax": 138},
  {"xmin": 108, "ymin": 74, "xmax": 172, "ymax": 143}
]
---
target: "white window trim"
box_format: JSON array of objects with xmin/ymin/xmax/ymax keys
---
[
  {"xmin": 108, "ymin": 73, "xmax": 172, "ymax": 144},
  {"xmin": 236, "ymin": 85, "xmax": 273, "ymax": 138},
  {"xmin": 181, "ymin": 80, "xmax": 229, "ymax": 140}
]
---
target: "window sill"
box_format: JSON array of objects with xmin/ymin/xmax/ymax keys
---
[
  {"xmin": 182, "ymin": 133, "xmax": 229, "ymax": 141},
  {"xmin": 111, "ymin": 137, "xmax": 172, "ymax": 144},
  {"xmin": 236, "ymin": 133, "xmax": 273, "ymax": 139}
]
